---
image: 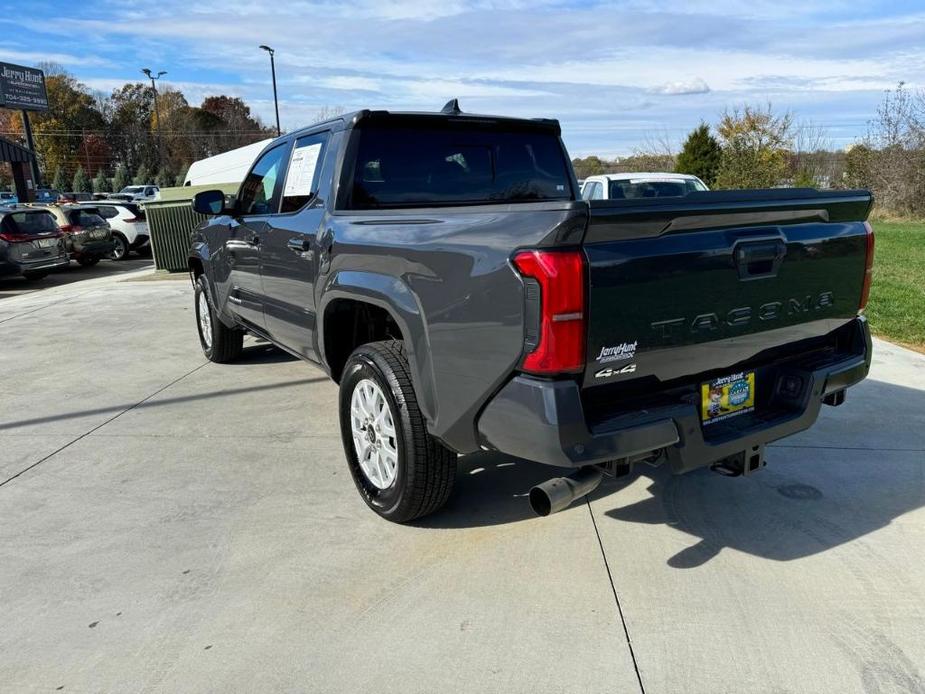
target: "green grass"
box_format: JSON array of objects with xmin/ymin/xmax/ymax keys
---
[{"xmin": 866, "ymin": 221, "xmax": 925, "ymax": 350}]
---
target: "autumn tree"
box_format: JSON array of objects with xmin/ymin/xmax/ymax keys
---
[{"xmin": 715, "ymin": 104, "xmax": 793, "ymax": 189}]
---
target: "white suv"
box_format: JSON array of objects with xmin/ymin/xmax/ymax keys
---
[
  {"xmin": 581, "ymin": 172, "xmax": 708, "ymax": 200},
  {"xmin": 80, "ymin": 201, "xmax": 150, "ymax": 260},
  {"xmin": 115, "ymin": 185, "xmax": 160, "ymax": 202}
]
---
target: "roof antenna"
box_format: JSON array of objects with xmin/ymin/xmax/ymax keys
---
[{"xmin": 441, "ymin": 98, "xmax": 462, "ymax": 114}]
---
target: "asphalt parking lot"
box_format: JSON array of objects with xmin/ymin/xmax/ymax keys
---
[{"xmin": 1, "ymin": 269, "xmax": 923, "ymax": 694}]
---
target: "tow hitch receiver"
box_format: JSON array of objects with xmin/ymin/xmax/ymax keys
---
[{"xmin": 710, "ymin": 445, "xmax": 767, "ymax": 477}]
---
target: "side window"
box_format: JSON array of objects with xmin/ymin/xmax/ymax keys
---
[
  {"xmin": 280, "ymin": 132, "xmax": 329, "ymax": 213},
  {"xmin": 583, "ymin": 182, "xmax": 603, "ymax": 200},
  {"xmin": 98, "ymin": 206, "xmax": 118, "ymax": 219},
  {"xmin": 238, "ymin": 144, "xmax": 289, "ymax": 216}
]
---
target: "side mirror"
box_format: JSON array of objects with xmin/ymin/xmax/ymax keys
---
[{"xmin": 192, "ymin": 189, "xmax": 229, "ymax": 216}]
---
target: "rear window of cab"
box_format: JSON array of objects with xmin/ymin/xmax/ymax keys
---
[{"xmin": 349, "ymin": 123, "xmax": 572, "ymax": 209}]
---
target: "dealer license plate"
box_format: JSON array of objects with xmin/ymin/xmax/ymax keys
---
[{"xmin": 701, "ymin": 371, "xmax": 756, "ymax": 425}]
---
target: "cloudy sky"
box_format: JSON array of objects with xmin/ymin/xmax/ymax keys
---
[{"xmin": 3, "ymin": 0, "xmax": 924, "ymax": 157}]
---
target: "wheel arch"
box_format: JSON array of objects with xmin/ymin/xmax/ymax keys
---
[{"xmin": 319, "ymin": 270, "xmax": 436, "ymax": 426}]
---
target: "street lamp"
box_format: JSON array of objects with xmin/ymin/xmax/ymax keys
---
[
  {"xmin": 259, "ymin": 45, "xmax": 281, "ymax": 136},
  {"xmin": 142, "ymin": 68, "xmax": 167, "ymax": 170}
]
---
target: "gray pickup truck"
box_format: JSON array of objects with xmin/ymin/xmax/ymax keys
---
[{"xmin": 188, "ymin": 103, "xmax": 874, "ymax": 522}]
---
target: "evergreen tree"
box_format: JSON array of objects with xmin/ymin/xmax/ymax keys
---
[
  {"xmin": 72, "ymin": 166, "xmax": 92, "ymax": 193},
  {"xmin": 92, "ymin": 169, "xmax": 111, "ymax": 193},
  {"xmin": 51, "ymin": 167, "xmax": 68, "ymax": 191},
  {"xmin": 154, "ymin": 167, "xmax": 174, "ymax": 188},
  {"xmin": 675, "ymin": 123, "xmax": 722, "ymax": 187},
  {"xmin": 112, "ymin": 163, "xmax": 130, "ymax": 192},
  {"xmin": 133, "ymin": 164, "xmax": 152, "ymax": 185}
]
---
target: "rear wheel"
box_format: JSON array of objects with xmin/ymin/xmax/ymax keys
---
[
  {"xmin": 194, "ymin": 275, "xmax": 243, "ymax": 363},
  {"xmin": 109, "ymin": 234, "xmax": 129, "ymax": 260},
  {"xmin": 22, "ymin": 271, "xmax": 48, "ymax": 282},
  {"xmin": 77, "ymin": 256, "xmax": 100, "ymax": 267},
  {"xmin": 339, "ymin": 340, "xmax": 456, "ymax": 523}
]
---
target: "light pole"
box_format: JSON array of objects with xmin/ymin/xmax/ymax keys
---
[
  {"xmin": 259, "ymin": 45, "xmax": 281, "ymax": 136},
  {"xmin": 142, "ymin": 68, "xmax": 167, "ymax": 171}
]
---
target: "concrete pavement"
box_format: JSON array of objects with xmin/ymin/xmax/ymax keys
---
[{"xmin": 0, "ymin": 270, "xmax": 923, "ymax": 693}]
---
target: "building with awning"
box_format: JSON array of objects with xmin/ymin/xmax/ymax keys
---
[{"xmin": 0, "ymin": 135, "xmax": 37, "ymax": 201}]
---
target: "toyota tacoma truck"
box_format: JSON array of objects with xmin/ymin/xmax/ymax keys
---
[{"xmin": 188, "ymin": 102, "xmax": 875, "ymax": 522}]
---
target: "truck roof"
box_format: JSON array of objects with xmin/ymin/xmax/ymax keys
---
[{"xmin": 289, "ymin": 102, "xmax": 562, "ymax": 140}]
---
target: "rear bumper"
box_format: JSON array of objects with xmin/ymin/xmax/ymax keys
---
[
  {"xmin": 71, "ymin": 240, "xmax": 115, "ymax": 257},
  {"xmin": 476, "ymin": 317, "xmax": 872, "ymax": 471},
  {"xmin": 0, "ymin": 255, "xmax": 69, "ymax": 275}
]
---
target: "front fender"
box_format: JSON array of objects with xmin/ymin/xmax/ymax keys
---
[{"xmin": 318, "ymin": 270, "xmax": 438, "ymax": 427}]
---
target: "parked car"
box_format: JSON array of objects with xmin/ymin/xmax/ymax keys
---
[
  {"xmin": 0, "ymin": 191, "xmax": 19, "ymax": 207},
  {"xmin": 581, "ymin": 172, "xmax": 708, "ymax": 200},
  {"xmin": 57, "ymin": 191, "xmax": 94, "ymax": 203},
  {"xmin": 79, "ymin": 201, "xmax": 149, "ymax": 260},
  {"xmin": 34, "ymin": 188, "xmax": 62, "ymax": 204},
  {"xmin": 188, "ymin": 105, "xmax": 874, "ymax": 523},
  {"xmin": 115, "ymin": 185, "xmax": 159, "ymax": 202},
  {"xmin": 0, "ymin": 207, "xmax": 69, "ymax": 281},
  {"xmin": 39, "ymin": 204, "xmax": 116, "ymax": 266}
]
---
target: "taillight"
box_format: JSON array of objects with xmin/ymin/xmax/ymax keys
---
[
  {"xmin": 124, "ymin": 217, "xmax": 140, "ymax": 223},
  {"xmin": 0, "ymin": 231, "xmax": 30, "ymax": 242},
  {"xmin": 513, "ymin": 249, "xmax": 586, "ymax": 374},
  {"xmin": 59, "ymin": 224, "xmax": 73, "ymax": 233},
  {"xmin": 859, "ymin": 221, "xmax": 875, "ymax": 311}
]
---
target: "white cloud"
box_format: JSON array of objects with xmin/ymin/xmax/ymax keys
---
[{"xmin": 652, "ymin": 78, "xmax": 711, "ymax": 95}]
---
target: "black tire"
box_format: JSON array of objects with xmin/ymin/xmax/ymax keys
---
[
  {"xmin": 77, "ymin": 256, "xmax": 100, "ymax": 267},
  {"xmin": 22, "ymin": 271, "xmax": 48, "ymax": 282},
  {"xmin": 194, "ymin": 274, "xmax": 243, "ymax": 363},
  {"xmin": 109, "ymin": 234, "xmax": 129, "ymax": 260},
  {"xmin": 339, "ymin": 340, "xmax": 456, "ymax": 523}
]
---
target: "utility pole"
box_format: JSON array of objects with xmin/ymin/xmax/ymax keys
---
[
  {"xmin": 142, "ymin": 68, "xmax": 166, "ymax": 171},
  {"xmin": 259, "ymin": 45, "xmax": 281, "ymax": 136},
  {"xmin": 20, "ymin": 110, "xmax": 41, "ymax": 188}
]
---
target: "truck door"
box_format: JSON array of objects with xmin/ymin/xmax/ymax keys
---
[
  {"xmin": 225, "ymin": 141, "xmax": 290, "ymax": 331},
  {"xmin": 260, "ymin": 131, "xmax": 337, "ymax": 360}
]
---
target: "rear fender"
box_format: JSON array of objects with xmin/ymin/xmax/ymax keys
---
[{"xmin": 318, "ymin": 270, "xmax": 436, "ymax": 425}]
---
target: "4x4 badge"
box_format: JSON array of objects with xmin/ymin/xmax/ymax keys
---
[{"xmin": 595, "ymin": 363, "xmax": 637, "ymax": 378}]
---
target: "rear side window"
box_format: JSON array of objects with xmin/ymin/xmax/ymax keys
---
[
  {"xmin": 97, "ymin": 206, "xmax": 119, "ymax": 219},
  {"xmin": 69, "ymin": 210, "xmax": 105, "ymax": 227},
  {"xmin": 281, "ymin": 132, "xmax": 329, "ymax": 213},
  {"xmin": 349, "ymin": 124, "xmax": 572, "ymax": 209},
  {"xmin": 8, "ymin": 212, "xmax": 58, "ymax": 235}
]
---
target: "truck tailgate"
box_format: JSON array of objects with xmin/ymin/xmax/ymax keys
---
[{"xmin": 582, "ymin": 190, "xmax": 873, "ymax": 389}]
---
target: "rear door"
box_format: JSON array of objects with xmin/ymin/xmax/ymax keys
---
[
  {"xmin": 260, "ymin": 130, "xmax": 335, "ymax": 359},
  {"xmin": 582, "ymin": 190, "xmax": 873, "ymax": 389},
  {"xmin": 225, "ymin": 141, "xmax": 290, "ymax": 331}
]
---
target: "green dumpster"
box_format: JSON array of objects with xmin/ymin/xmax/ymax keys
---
[{"xmin": 145, "ymin": 184, "xmax": 238, "ymax": 272}]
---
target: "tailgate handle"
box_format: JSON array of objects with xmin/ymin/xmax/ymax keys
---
[{"xmin": 735, "ymin": 240, "xmax": 786, "ymax": 280}]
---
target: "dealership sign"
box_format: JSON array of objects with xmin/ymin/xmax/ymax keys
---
[{"xmin": 0, "ymin": 62, "xmax": 48, "ymax": 111}]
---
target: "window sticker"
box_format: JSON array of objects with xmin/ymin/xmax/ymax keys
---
[{"xmin": 284, "ymin": 143, "xmax": 323, "ymax": 198}]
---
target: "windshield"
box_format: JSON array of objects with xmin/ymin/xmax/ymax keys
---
[
  {"xmin": 349, "ymin": 123, "xmax": 572, "ymax": 209},
  {"xmin": 608, "ymin": 178, "xmax": 706, "ymax": 199},
  {"xmin": 120, "ymin": 186, "xmax": 144, "ymax": 194}
]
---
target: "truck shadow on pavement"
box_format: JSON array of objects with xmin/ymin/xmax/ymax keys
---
[
  {"xmin": 424, "ymin": 379, "xmax": 925, "ymax": 568},
  {"xmin": 603, "ymin": 377, "xmax": 925, "ymax": 568}
]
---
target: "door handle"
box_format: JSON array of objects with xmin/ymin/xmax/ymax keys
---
[
  {"xmin": 287, "ymin": 238, "xmax": 311, "ymax": 253},
  {"xmin": 734, "ymin": 239, "xmax": 786, "ymax": 280}
]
